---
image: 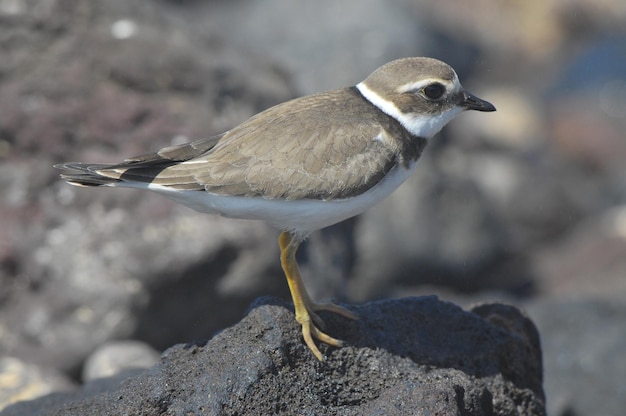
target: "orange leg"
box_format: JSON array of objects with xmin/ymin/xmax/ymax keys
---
[{"xmin": 278, "ymin": 231, "xmax": 357, "ymax": 361}]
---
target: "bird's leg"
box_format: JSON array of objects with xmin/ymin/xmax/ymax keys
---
[{"xmin": 278, "ymin": 231, "xmax": 357, "ymax": 361}]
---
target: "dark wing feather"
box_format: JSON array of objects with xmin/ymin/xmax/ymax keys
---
[
  {"xmin": 55, "ymin": 163, "xmax": 122, "ymax": 187},
  {"xmin": 119, "ymin": 135, "xmax": 223, "ymax": 166},
  {"xmin": 55, "ymin": 136, "xmax": 223, "ymax": 188}
]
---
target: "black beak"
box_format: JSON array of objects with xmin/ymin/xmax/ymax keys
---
[{"xmin": 462, "ymin": 91, "xmax": 496, "ymax": 112}]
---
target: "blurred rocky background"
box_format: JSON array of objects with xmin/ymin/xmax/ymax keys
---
[{"xmin": 0, "ymin": 0, "xmax": 624, "ymax": 415}]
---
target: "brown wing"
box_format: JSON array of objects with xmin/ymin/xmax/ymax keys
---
[
  {"xmin": 152, "ymin": 88, "xmax": 423, "ymax": 200},
  {"xmin": 63, "ymin": 88, "xmax": 425, "ymax": 200}
]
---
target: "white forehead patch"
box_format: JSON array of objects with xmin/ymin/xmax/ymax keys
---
[{"xmin": 356, "ymin": 82, "xmax": 464, "ymax": 139}]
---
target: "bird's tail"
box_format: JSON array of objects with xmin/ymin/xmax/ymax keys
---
[
  {"xmin": 54, "ymin": 135, "xmax": 222, "ymax": 188},
  {"xmin": 54, "ymin": 163, "xmax": 122, "ymax": 187}
]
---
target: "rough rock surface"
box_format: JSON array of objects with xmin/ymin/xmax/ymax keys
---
[
  {"xmin": 0, "ymin": 0, "xmax": 295, "ymax": 376},
  {"xmin": 2, "ymin": 297, "xmax": 545, "ymax": 416}
]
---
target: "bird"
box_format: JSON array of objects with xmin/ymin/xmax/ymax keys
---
[{"xmin": 55, "ymin": 57, "xmax": 496, "ymax": 361}]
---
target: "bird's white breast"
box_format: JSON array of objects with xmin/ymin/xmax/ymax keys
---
[{"xmin": 129, "ymin": 160, "xmax": 419, "ymax": 234}]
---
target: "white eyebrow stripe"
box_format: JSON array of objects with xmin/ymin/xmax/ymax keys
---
[
  {"xmin": 398, "ymin": 79, "xmax": 446, "ymax": 93},
  {"xmin": 397, "ymin": 74, "xmax": 461, "ymax": 94}
]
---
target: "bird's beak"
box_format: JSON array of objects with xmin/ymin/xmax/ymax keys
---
[{"xmin": 461, "ymin": 91, "xmax": 496, "ymax": 112}]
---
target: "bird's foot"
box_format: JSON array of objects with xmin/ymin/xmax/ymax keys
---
[
  {"xmin": 299, "ymin": 314, "xmax": 350, "ymax": 361},
  {"xmin": 298, "ymin": 301, "xmax": 358, "ymax": 361}
]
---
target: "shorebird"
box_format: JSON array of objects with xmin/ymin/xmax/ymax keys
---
[{"xmin": 56, "ymin": 57, "xmax": 496, "ymax": 361}]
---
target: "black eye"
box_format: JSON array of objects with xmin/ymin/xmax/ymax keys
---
[{"xmin": 422, "ymin": 83, "xmax": 446, "ymax": 100}]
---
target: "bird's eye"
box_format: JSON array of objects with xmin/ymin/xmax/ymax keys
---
[{"xmin": 421, "ymin": 83, "xmax": 446, "ymax": 100}]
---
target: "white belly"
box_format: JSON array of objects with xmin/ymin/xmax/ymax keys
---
[{"xmin": 126, "ymin": 161, "xmax": 418, "ymax": 234}]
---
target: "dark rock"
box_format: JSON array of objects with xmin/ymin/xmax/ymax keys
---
[
  {"xmin": 351, "ymin": 152, "xmax": 519, "ymax": 300},
  {"xmin": 2, "ymin": 297, "xmax": 545, "ymax": 415},
  {"xmin": 0, "ymin": 0, "xmax": 294, "ymax": 375},
  {"xmin": 526, "ymin": 298, "xmax": 626, "ymax": 416}
]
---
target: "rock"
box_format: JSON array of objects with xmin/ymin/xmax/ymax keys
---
[
  {"xmin": 350, "ymin": 148, "xmax": 520, "ymax": 300},
  {"xmin": 1, "ymin": 297, "xmax": 545, "ymax": 415},
  {"xmin": 82, "ymin": 340, "xmax": 161, "ymax": 382},
  {"xmin": 546, "ymin": 34, "xmax": 626, "ymax": 173},
  {"xmin": 0, "ymin": 357, "xmax": 74, "ymax": 412},
  {"xmin": 531, "ymin": 205, "xmax": 626, "ymax": 298},
  {"xmin": 0, "ymin": 0, "xmax": 295, "ymax": 374},
  {"xmin": 525, "ymin": 298, "xmax": 626, "ymax": 416},
  {"xmin": 2, "ymin": 0, "xmax": 624, "ymax": 414}
]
